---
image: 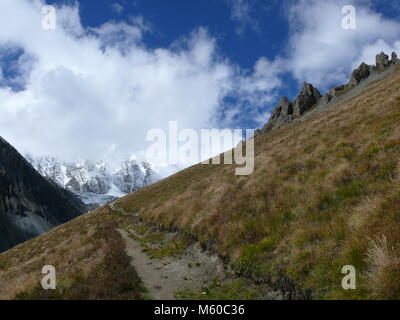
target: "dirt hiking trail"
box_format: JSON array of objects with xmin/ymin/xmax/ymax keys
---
[
  {"xmin": 110, "ymin": 202, "xmax": 281, "ymax": 300},
  {"xmin": 118, "ymin": 229, "xmax": 226, "ymax": 300},
  {"xmin": 110, "ymin": 202, "xmax": 226, "ymax": 300}
]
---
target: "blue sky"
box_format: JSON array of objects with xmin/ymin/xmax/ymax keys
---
[
  {"xmin": 61, "ymin": 0, "xmax": 287, "ymax": 68},
  {"xmin": 0, "ymin": 0, "xmax": 400, "ymax": 169}
]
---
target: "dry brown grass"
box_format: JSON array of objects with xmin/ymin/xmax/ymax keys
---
[
  {"xmin": 366, "ymin": 235, "xmax": 400, "ymax": 299},
  {"xmin": 0, "ymin": 207, "xmax": 145, "ymax": 300},
  {"xmin": 1, "ymin": 67, "xmax": 400, "ymax": 300}
]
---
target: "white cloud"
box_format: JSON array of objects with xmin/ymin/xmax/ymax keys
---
[
  {"xmin": 111, "ymin": 3, "xmax": 123, "ymax": 14},
  {"xmin": 238, "ymin": 57, "xmax": 283, "ymax": 104},
  {"xmin": 224, "ymin": 56, "xmax": 284, "ymax": 127},
  {"xmin": 91, "ymin": 21, "xmax": 144, "ymax": 50},
  {"xmin": 226, "ymin": 0, "xmax": 260, "ymax": 35},
  {"xmin": 129, "ymin": 15, "xmax": 153, "ymax": 33},
  {"xmin": 0, "ymin": 0, "xmax": 280, "ymax": 169},
  {"xmin": 285, "ymin": 0, "xmax": 400, "ymax": 90}
]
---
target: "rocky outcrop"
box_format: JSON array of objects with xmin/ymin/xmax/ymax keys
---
[
  {"xmin": 257, "ymin": 51, "xmax": 399, "ymax": 136},
  {"xmin": 391, "ymin": 52, "xmax": 399, "ymax": 65},
  {"xmin": 376, "ymin": 51, "xmax": 390, "ymax": 70},
  {"xmin": 258, "ymin": 83, "xmax": 321, "ymax": 134},
  {"xmin": 293, "ymin": 83, "xmax": 321, "ymax": 116},
  {"xmin": 349, "ymin": 62, "xmax": 372, "ymax": 87},
  {"xmin": 0, "ymin": 137, "xmax": 85, "ymax": 253},
  {"xmin": 348, "ymin": 51, "xmax": 399, "ymax": 86},
  {"xmin": 320, "ymin": 84, "xmax": 346, "ymax": 105},
  {"xmin": 330, "ymin": 84, "xmax": 345, "ymax": 96},
  {"xmin": 259, "ymin": 97, "xmax": 294, "ymax": 133}
]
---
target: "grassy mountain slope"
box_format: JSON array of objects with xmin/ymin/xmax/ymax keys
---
[
  {"xmin": 1, "ymin": 66, "xmax": 400, "ymax": 300},
  {"xmin": 115, "ymin": 66, "xmax": 400, "ymax": 299},
  {"xmin": 0, "ymin": 207, "xmax": 146, "ymax": 299}
]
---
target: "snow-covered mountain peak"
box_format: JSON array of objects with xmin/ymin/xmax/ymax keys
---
[{"xmin": 28, "ymin": 156, "xmax": 159, "ymax": 208}]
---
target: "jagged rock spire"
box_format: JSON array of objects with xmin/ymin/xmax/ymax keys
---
[
  {"xmin": 293, "ymin": 82, "xmax": 321, "ymax": 116},
  {"xmin": 376, "ymin": 51, "xmax": 390, "ymax": 70},
  {"xmin": 271, "ymin": 97, "xmax": 293, "ymax": 119},
  {"xmin": 258, "ymin": 97, "xmax": 294, "ymax": 133},
  {"xmin": 258, "ymin": 83, "xmax": 321, "ymax": 134},
  {"xmin": 349, "ymin": 62, "xmax": 371, "ymax": 87},
  {"xmin": 391, "ymin": 52, "xmax": 399, "ymax": 64}
]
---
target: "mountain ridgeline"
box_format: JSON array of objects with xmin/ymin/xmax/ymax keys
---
[
  {"xmin": 258, "ymin": 51, "xmax": 400, "ymax": 134},
  {"xmin": 27, "ymin": 157, "xmax": 159, "ymax": 209},
  {"xmin": 0, "ymin": 137, "xmax": 86, "ymax": 253}
]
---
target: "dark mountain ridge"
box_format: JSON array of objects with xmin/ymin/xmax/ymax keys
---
[{"xmin": 0, "ymin": 137, "xmax": 85, "ymax": 252}]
